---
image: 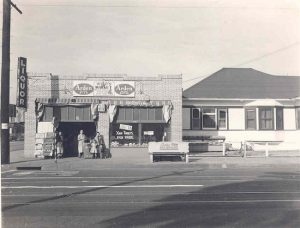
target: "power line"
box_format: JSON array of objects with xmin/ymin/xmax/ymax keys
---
[
  {"xmin": 183, "ymin": 41, "xmax": 300, "ymax": 83},
  {"xmin": 18, "ymin": 4, "xmax": 299, "ymax": 10}
]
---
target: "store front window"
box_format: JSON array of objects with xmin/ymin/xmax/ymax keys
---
[
  {"xmin": 141, "ymin": 123, "xmax": 165, "ymax": 144},
  {"xmin": 110, "ymin": 106, "xmax": 167, "ymax": 147},
  {"xmin": 111, "ymin": 123, "xmax": 139, "ymax": 146},
  {"xmin": 41, "ymin": 105, "xmax": 92, "ymax": 122}
]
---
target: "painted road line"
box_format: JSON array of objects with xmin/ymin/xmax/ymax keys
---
[
  {"xmin": 2, "ymin": 191, "xmax": 300, "ymax": 197},
  {"xmin": 1, "ymin": 184, "xmax": 204, "ymax": 189},
  {"xmin": 1, "ymin": 175, "xmax": 259, "ymax": 179},
  {"xmin": 1, "ymin": 170, "xmax": 17, "ymax": 174},
  {"xmin": 3, "ymin": 175, "xmax": 299, "ymax": 180},
  {"xmin": 3, "ymin": 191, "xmax": 300, "ymax": 197},
  {"xmin": 2, "ymin": 200, "xmax": 300, "ymax": 205}
]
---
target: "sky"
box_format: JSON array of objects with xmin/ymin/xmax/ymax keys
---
[{"xmin": 2, "ymin": 0, "xmax": 300, "ymax": 103}]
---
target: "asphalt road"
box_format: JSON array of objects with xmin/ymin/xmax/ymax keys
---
[{"xmin": 2, "ymin": 165, "xmax": 300, "ymax": 228}]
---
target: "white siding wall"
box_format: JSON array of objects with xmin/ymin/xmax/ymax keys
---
[
  {"xmin": 182, "ymin": 108, "xmax": 191, "ymax": 129},
  {"xmin": 284, "ymin": 108, "xmax": 296, "ymax": 130},
  {"xmin": 228, "ymin": 108, "xmax": 245, "ymax": 130}
]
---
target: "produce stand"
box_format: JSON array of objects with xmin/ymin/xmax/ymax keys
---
[{"xmin": 34, "ymin": 132, "xmax": 55, "ymax": 158}]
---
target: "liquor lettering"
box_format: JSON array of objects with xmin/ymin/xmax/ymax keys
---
[{"xmin": 17, "ymin": 57, "xmax": 27, "ymax": 108}]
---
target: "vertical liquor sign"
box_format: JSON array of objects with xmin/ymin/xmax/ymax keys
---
[{"xmin": 17, "ymin": 57, "xmax": 27, "ymax": 109}]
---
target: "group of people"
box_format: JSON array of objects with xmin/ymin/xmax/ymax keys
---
[
  {"xmin": 55, "ymin": 130, "xmax": 105, "ymax": 159},
  {"xmin": 77, "ymin": 130, "xmax": 105, "ymax": 159}
]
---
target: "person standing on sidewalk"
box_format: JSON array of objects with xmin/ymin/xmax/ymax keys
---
[
  {"xmin": 56, "ymin": 131, "xmax": 64, "ymax": 159},
  {"xmin": 77, "ymin": 130, "xmax": 85, "ymax": 158},
  {"xmin": 97, "ymin": 133, "xmax": 105, "ymax": 159},
  {"xmin": 90, "ymin": 136, "xmax": 98, "ymax": 159}
]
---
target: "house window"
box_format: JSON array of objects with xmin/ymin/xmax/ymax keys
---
[
  {"xmin": 182, "ymin": 108, "xmax": 191, "ymax": 130},
  {"xmin": 259, "ymin": 108, "xmax": 274, "ymax": 130},
  {"xmin": 276, "ymin": 108, "xmax": 284, "ymax": 130},
  {"xmin": 192, "ymin": 108, "xmax": 201, "ymax": 129},
  {"xmin": 296, "ymin": 108, "xmax": 300, "ymax": 129},
  {"xmin": 202, "ymin": 108, "xmax": 216, "ymax": 129},
  {"xmin": 218, "ymin": 109, "xmax": 227, "ymax": 130},
  {"xmin": 245, "ymin": 108, "xmax": 256, "ymax": 130}
]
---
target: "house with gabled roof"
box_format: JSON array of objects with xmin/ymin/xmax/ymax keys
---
[{"xmin": 182, "ymin": 68, "xmax": 300, "ymax": 150}]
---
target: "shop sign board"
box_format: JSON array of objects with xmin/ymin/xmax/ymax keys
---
[
  {"xmin": 148, "ymin": 142, "xmax": 189, "ymax": 153},
  {"xmin": 73, "ymin": 81, "xmax": 135, "ymax": 97},
  {"xmin": 17, "ymin": 57, "xmax": 27, "ymax": 108},
  {"xmin": 73, "ymin": 81, "xmax": 94, "ymax": 96},
  {"xmin": 114, "ymin": 81, "xmax": 135, "ymax": 97},
  {"xmin": 119, "ymin": 124, "xmax": 132, "ymax": 131},
  {"xmin": 94, "ymin": 81, "xmax": 114, "ymax": 96},
  {"xmin": 144, "ymin": 131, "xmax": 154, "ymax": 136},
  {"xmin": 97, "ymin": 103, "xmax": 106, "ymax": 112}
]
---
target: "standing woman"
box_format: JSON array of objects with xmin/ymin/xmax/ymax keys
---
[
  {"xmin": 77, "ymin": 130, "xmax": 85, "ymax": 158},
  {"xmin": 56, "ymin": 131, "xmax": 64, "ymax": 158}
]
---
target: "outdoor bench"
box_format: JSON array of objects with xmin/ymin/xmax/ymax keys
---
[{"xmin": 148, "ymin": 142, "xmax": 190, "ymax": 163}]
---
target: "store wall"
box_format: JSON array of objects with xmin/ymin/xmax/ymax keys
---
[
  {"xmin": 24, "ymin": 74, "xmax": 53, "ymax": 157},
  {"xmin": 24, "ymin": 73, "xmax": 182, "ymax": 157}
]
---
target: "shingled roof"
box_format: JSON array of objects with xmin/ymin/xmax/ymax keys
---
[{"xmin": 183, "ymin": 68, "xmax": 300, "ymax": 99}]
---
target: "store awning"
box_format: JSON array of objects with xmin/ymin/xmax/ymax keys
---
[
  {"xmin": 35, "ymin": 98, "xmax": 172, "ymax": 107},
  {"xmin": 108, "ymin": 100, "xmax": 171, "ymax": 107},
  {"xmin": 35, "ymin": 97, "xmax": 100, "ymax": 104}
]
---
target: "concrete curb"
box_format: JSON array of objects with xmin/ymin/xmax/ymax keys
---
[{"xmin": 2, "ymin": 156, "xmax": 300, "ymax": 172}]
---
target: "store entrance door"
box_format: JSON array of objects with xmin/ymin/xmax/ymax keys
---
[{"xmin": 57, "ymin": 122, "xmax": 96, "ymax": 157}]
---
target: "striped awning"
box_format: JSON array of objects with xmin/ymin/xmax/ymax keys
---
[
  {"xmin": 35, "ymin": 97, "xmax": 100, "ymax": 104},
  {"xmin": 108, "ymin": 100, "xmax": 171, "ymax": 107},
  {"xmin": 35, "ymin": 98, "xmax": 172, "ymax": 107}
]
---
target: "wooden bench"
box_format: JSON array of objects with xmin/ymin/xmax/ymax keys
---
[{"xmin": 148, "ymin": 142, "xmax": 190, "ymax": 163}]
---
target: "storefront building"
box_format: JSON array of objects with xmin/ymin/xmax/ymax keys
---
[
  {"xmin": 24, "ymin": 73, "xmax": 182, "ymax": 158},
  {"xmin": 183, "ymin": 68, "xmax": 300, "ymax": 150}
]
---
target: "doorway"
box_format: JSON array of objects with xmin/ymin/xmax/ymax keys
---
[{"xmin": 57, "ymin": 122, "xmax": 97, "ymax": 157}]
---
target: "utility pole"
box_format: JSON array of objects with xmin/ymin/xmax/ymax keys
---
[{"xmin": 1, "ymin": 0, "xmax": 22, "ymax": 164}]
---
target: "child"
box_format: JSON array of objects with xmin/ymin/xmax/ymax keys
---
[{"xmin": 90, "ymin": 137, "xmax": 98, "ymax": 159}]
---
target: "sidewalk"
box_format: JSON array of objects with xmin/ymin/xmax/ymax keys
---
[{"xmin": 2, "ymin": 149, "xmax": 300, "ymax": 172}]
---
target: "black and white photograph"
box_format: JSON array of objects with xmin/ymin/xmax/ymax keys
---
[{"xmin": 1, "ymin": 0, "xmax": 300, "ymax": 227}]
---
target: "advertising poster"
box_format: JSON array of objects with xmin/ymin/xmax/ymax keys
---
[{"xmin": 73, "ymin": 81, "xmax": 94, "ymax": 96}]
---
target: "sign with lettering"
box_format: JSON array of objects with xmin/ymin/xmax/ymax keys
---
[
  {"xmin": 73, "ymin": 81, "xmax": 94, "ymax": 96},
  {"xmin": 160, "ymin": 142, "xmax": 179, "ymax": 150},
  {"xmin": 17, "ymin": 57, "xmax": 28, "ymax": 108},
  {"xmin": 114, "ymin": 82, "xmax": 135, "ymax": 97},
  {"xmin": 144, "ymin": 131, "xmax": 154, "ymax": 136},
  {"xmin": 148, "ymin": 142, "xmax": 189, "ymax": 154},
  {"xmin": 119, "ymin": 124, "xmax": 133, "ymax": 131},
  {"xmin": 73, "ymin": 81, "xmax": 135, "ymax": 97},
  {"xmin": 115, "ymin": 130, "xmax": 134, "ymax": 140},
  {"xmin": 94, "ymin": 81, "xmax": 114, "ymax": 96}
]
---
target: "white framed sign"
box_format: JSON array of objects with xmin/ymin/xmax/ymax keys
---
[
  {"xmin": 73, "ymin": 81, "xmax": 94, "ymax": 96},
  {"xmin": 72, "ymin": 81, "xmax": 135, "ymax": 97}
]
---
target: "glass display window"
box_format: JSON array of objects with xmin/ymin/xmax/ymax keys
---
[{"xmin": 110, "ymin": 123, "xmax": 139, "ymax": 147}]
